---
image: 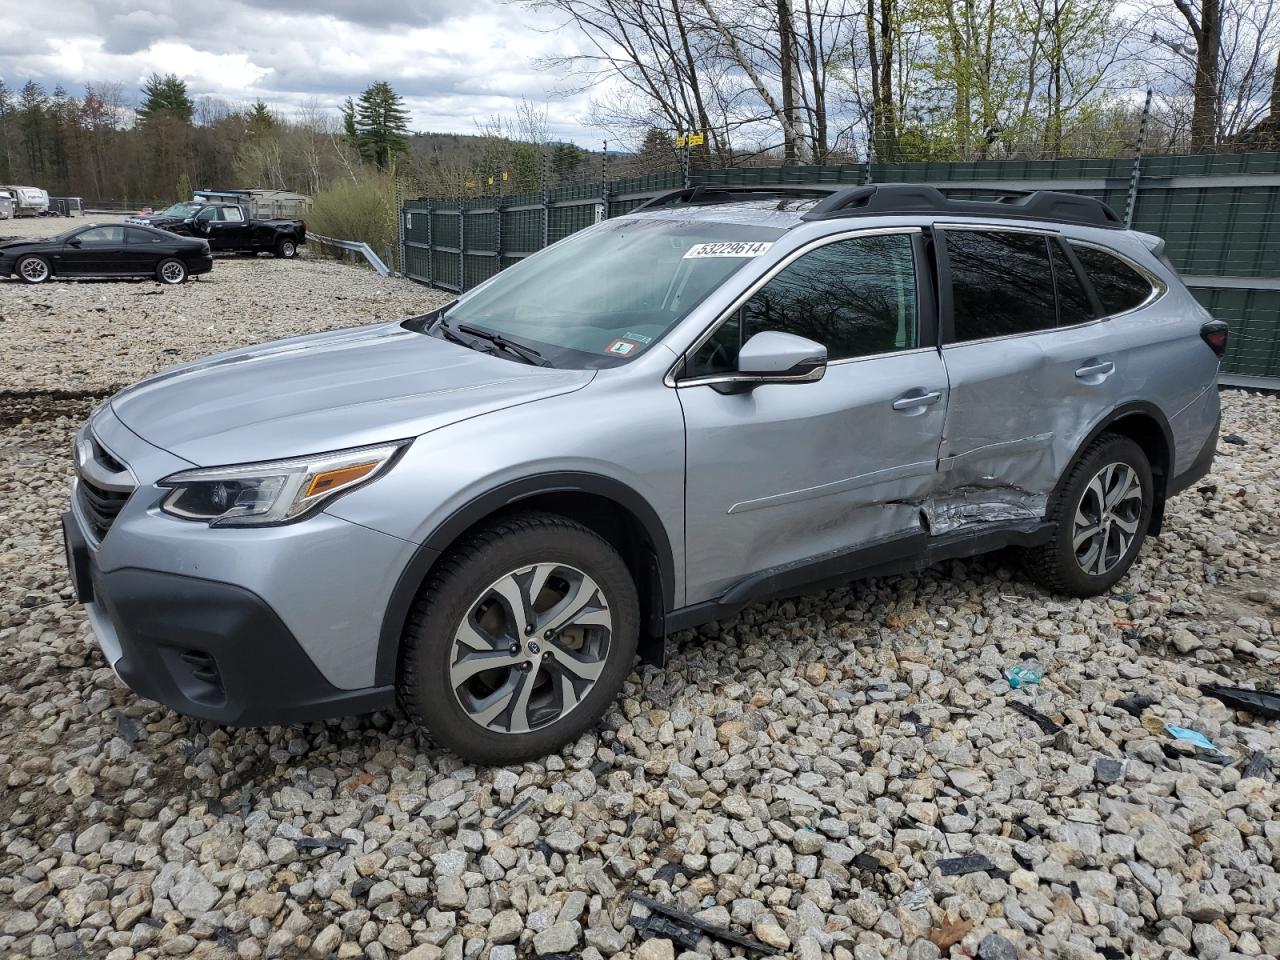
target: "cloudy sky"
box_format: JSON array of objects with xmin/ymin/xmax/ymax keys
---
[{"xmin": 0, "ymin": 0, "xmax": 609, "ymax": 144}]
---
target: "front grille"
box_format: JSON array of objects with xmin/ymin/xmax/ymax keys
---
[
  {"xmin": 77, "ymin": 476, "xmax": 131, "ymax": 541},
  {"xmin": 74, "ymin": 426, "xmax": 136, "ymax": 543},
  {"xmin": 91, "ymin": 435, "xmax": 125, "ymax": 473}
]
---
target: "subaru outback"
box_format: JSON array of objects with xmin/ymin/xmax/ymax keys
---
[{"xmin": 63, "ymin": 184, "xmax": 1225, "ymax": 763}]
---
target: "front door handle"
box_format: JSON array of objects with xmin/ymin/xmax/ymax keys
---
[
  {"xmin": 1075, "ymin": 360, "xmax": 1115, "ymax": 380},
  {"xmin": 892, "ymin": 390, "xmax": 943, "ymax": 411}
]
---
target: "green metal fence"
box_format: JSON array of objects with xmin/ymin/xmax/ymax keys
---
[{"xmin": 401, "ymin": 153, "xmax": 1280, "ymax": 386}]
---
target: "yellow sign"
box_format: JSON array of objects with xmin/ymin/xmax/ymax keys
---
[
  {"xmin": 675, "ymin": 134, "xmax": 686, "ymax": 148},
  {"xmin": 465, "ymin": 179, "xmax": 476, "ymax": 189},
  {"xmin": 688, "ymin": 131, "xmax": 705, "ymax": 146},
  {"xmin": 487, "ymin": 175, "xmax": 495, "ymax": 186},
  {"xmin": 501, "ymin": 171, "xmax": 509, "ymax": 182}
]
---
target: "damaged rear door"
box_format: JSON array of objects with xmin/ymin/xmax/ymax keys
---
[{"xmin": 933, "ymin": 226, "xmax": 1122, "ymax": 531}]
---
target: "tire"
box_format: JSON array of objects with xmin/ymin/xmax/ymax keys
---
[
  {"xmin": 16, "ymin": 254, "xmax": 51, "ymax": 284},
  {"xmin": 274, "ymin": 238, "xmax": 297, "ymax": 259},
  {"xmin": 398, "ymin": 512, "xmax": 640, "ymax": 764},
  {"xmin": 1026, "ymin": 433, "xmax": 1153, "ymax": 596},
  {"xmin": 156, "ymin": 258, "xmax": 188, "ymax": 284}
]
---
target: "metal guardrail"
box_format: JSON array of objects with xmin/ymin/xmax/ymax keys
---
[{"xmin": 305, "ymin": 232, "xmax": 389, "ymax": 277}]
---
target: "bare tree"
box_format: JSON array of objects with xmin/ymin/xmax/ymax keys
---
[{"xmin": 1171, "ymin": 0, "xmax": 1223, "ymax": 149}]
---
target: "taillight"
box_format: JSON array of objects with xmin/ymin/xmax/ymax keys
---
[{"xmin": 1200, "ymin": 320, "xmax": 1228, "ymax": 357}]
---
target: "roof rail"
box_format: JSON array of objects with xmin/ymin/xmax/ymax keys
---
[
  {"xmin": 631, "ymin": 184, "xmax": 841, "ymax": 213},
  {"xmin": 799, "ymin": 184, "xmax": 1123, "ymax": 229}
]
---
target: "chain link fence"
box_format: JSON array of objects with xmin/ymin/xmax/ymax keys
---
[{"xmin": 401, "ymin": 151, "xmax": 1280, "ymax": 387}]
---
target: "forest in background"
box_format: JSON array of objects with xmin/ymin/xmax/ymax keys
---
[{"xmin": 0, "ymin": 0, "xmax": 1277, "ymax": 250}]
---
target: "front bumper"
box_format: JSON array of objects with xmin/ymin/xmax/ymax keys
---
[
  {"xmin": 62, "ymin": 405, "xmax": 416, "ymax": 726},
  {"xmin": 64, "ymin": 511, "xmax": 395, "ymax": 725}
]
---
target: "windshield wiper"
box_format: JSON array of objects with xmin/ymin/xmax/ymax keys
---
[
  {"xmin": 456, "ymin": 323, "xmax": 552, "ymax": 367},
  {"xmin": 434, "ymin": 319, "xmax": 481, "ymax": 350}
]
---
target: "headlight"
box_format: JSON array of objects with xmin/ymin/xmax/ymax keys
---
[{"xmin": 158, "ymin": 441, "xmax": 407, "ymax": 527}]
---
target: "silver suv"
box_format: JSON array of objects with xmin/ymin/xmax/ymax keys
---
[{"xmin": 63, "ymin": 185, "xmax": 1225, "ymax": 763}]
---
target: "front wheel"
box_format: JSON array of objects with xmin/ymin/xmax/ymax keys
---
[
  {"xmin": 1026, "ymin": 434, "xmax": 1153, "ymax": 596},
  {"xmin": 16, "ymin": 255, "xmax": 51, "ymax": 284},
  {"xmin": 397, "ymin": 512, "xmax": 639, "ymax": 764},
  {"xmin": 274, "ymin": 238, "xmax": 297, "ymax": 258},
  {"xmin": 156, "ymin": 258, "xmax": 188, "ymax": 284}
]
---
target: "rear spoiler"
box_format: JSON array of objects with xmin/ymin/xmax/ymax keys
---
[{"xmin": 1134, "ymin": 231, "xmax": 1166, "ymax": 260}]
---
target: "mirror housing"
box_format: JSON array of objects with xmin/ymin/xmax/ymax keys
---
[
  {"xmin": 67, "ymin": 238, "xmax": 82, "ymax": 248},
  {"xmin": 734, "ymin": 331, "xmax": 827, "ymax": 383}
]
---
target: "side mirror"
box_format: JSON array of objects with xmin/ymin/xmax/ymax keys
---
[
  {"xmin": 67, "ymin": 238, "xmax": 82, "ymax": 248},
  {"xmin": 734, "ymin": 331, "xmax": 827, "ymax": 383}
]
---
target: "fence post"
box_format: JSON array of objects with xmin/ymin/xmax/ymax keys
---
[
  {"xmin": 395, "ymin": 177, "xmax": 404, "ymax": 277},
  {"xmin": 542, "ymin": 146, "xmax": 552, "ymax": 250},
  {"xmin": 494, "ymin": 193, "xmax": 503, "ymax": 271},
  {"xmin": 1125, "ymin": 88, "xmax": 1154, "ymax": 230},
  {"xmin": 864, "ymin": 119, "xmax": 876, "ymax": 186},
  {"xmin": 425, "ymin": 202, "xmax": 433, "ymax": 287},
  {"xmin": 598, "ymin": 139, "xmax": 610, "ymax": 222},
  {"xmin": 458, "ymin": 199, "xmax": 466, "ymax": 292}
]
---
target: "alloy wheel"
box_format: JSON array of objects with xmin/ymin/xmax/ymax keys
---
[
  {"xmin": 161, "ymin": 261, "xmax": 185, "ymax": 283},
  {"xmin": 19, "ymin": 257, "xmax": 48, "ymax": 282},
  {"xmin": 281, "ymin": 241, "xmax": 296, "ymax": 257},
  {"xmin": 1072, "ymin": 461, "xmax": 1143, "ymax": 576},
  {"xmin": 448, "ymin": 562, "xmax": 612, "ymax": 735}
]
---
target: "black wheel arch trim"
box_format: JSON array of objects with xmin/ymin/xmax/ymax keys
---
[{"xmin": 374, "ymin": 471, "xmax": 676, "ymax": 685}]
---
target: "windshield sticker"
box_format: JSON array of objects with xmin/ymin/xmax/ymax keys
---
[
  {"xmin": 683, "ymin": 241, "xmax": 774, "ymax": 259},
  {"xmin": 605, "ymin": 339, "xmax": 640, "ymax": 356},
  {"xmin": 623, "ymin": 331, "xmax": 654, "ymax": 345}
]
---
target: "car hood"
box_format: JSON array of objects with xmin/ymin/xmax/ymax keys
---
[
  {"xmin": 109, "ymin": 321, "xmax": 595, "ymax": 466},
  {"xmin": 0, "ymin": 238, "xmax": 46, "ymax": 253}
]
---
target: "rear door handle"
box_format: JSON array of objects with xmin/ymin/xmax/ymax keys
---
[
  {"xmin": 892, "ymin": 390, "xmax": 943, "ymax": 411},
  {"xmin": 1075, "ymin": 360, "xmax": 1115, "ymax": 379}
]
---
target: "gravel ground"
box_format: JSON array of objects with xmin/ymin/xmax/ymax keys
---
[
  {"xmin": 1, "ymin": 255, "xmax": 1279, "ymax": 960},
  {"xmin": 1, "ymin": 219, "xmax": 444, "ymax": 395}
]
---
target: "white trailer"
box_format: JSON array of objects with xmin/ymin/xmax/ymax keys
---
[{"xmin": 2, "ymin": 186, "xmax": 50, "ymax": 217}]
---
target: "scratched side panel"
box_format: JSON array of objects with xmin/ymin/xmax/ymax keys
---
[
  {"xmin": 679, "ymin": 350, "xmax": 949, "ymax": 603},
  {"xmin": 934, "ymin": 266, "xmax": 1216, "ymax": 533}
]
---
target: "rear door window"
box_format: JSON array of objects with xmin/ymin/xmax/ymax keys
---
[
  {"xmin": 1069, "ymin": 243, "xmax": 1154, "ymax": 316},
  {"xmin": 945, "ymin": 230, "xmax": 1056, "ymax": 342},
  {"xmin": 221, "ymin": 206, "xmax": 245, "ymax": 222}
]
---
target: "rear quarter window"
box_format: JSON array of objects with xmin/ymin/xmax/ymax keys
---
[{"xmin": 1070, "ymin": 243, "xmax": 1155, "ymax": 316}]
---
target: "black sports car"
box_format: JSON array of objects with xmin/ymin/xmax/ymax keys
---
[{"xmin": 0, "ymin": 222, "xmax": 214, "ymax": 284}]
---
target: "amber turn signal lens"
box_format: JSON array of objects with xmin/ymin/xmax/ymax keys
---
[{"xmin": 304, "ymin": 461, "xmax": 378, "ymax": 498}]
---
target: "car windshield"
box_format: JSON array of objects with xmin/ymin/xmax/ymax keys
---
[
  {"xmin": 435, "ymin": 217, "xmax": 784, "ymax": 368},
  {"xmin": 160, "ymin": 202, "xmax": 200, "ymax": 217}
]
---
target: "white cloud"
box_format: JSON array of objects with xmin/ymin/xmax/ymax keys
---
[{"xmin": 0, "ymin": 0, "xmax": 610, "ymax": 144}]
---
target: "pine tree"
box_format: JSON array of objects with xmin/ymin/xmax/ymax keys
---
[
  {"xmin": 247, "ymin": 99, "xmax": 275, "ymax": 131},
  {"xmin": 138, "ymin": 73, "xmax": 194, "ymax": 124},
  {"xmin": 18, "ymin": 80, "xmax": 48, "ymax": 176},
  {"xmin": 550, "ymin": 142, "xmax": 586, "ymax": 180},
  {"xmin": 0, "ymin": 80, "xmax": 12, "ymax": 182},
  {"xmin": 341, "ymin": 97, "xmax": 358, "ymax": 143},
  {"xmin": 354, "ymin": 81, "xmax": 410, "ymax": 170},
  {"xmin": 636, "ymin": 127, "xmax": 676, "ymax": 172}
]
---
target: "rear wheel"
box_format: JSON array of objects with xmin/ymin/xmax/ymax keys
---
[
  {"xmin": 16, "ymin": 254, "xmax": 50, "ymax": 284},
  {"xmin": 397, "ymin": 512, "xmax": 639, "ymax": 764},
  {"xmin": 274, "ymin": 238, "xmax": 297, "ymax": 259},
  {"xmin": 156, "ymin": 258, "xmax": 188, "ymax": 285},
  {"xmin": 1026, "ymin": 434, "xmax": 1153, "ymax": 596}
]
